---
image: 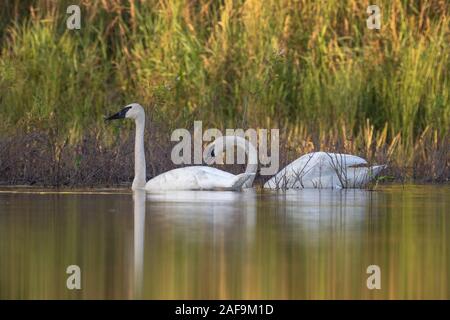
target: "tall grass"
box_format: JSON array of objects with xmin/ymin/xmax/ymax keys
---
[{"xmin": 0, "ymin": 0, "xmax": 448, "ymax": 184}]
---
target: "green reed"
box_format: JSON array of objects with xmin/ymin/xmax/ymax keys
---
[{"xmin": 0, "ymin": 0, "xmax": 448, "ymax": 181}]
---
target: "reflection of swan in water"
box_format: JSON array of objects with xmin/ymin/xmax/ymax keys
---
[
  {"xmin": 130, "ymin": 189, "xmax": 257, "ymax": 298},
  {"xmin": 146, "ymin": 190, "xmax": 257, "ymax": 228},
  {"xmin": 133, "ymin": 190, "xmax": 146, "ymax": 298},
  {"xmin": 263, "ymin": 189, "xmax": 377, "ymax": 243},
  {"xmin": 105, "ymin": 104, "xmax": 254, "ymax": 191},
  {"xmin": 146, "ymin": 190, "xmax": 253, "ymax": 202}
]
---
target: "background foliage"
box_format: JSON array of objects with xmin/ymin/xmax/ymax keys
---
[{"xmin": 0, "ymin": 0, "xmax": 448, "ymax": 185}]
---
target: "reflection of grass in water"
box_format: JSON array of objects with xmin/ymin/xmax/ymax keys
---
[
  {"xmin": 0, "ymin": 186, "xmax": 449, "ymax": 299},
  {"xmin": 144, "ymin": 186, "xmax": 450, "ymax": 299},
  {"xmin": 0, "ymin": 1, "xmax": 448, "ymax": 184}
]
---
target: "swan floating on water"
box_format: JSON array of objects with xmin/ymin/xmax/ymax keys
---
[
  {"xmin": 106, "ymin": 103, "xmax": 254, "ymax": 191},
  {"xmin": 204, "ymin": 135, "xmax": 258, "ymax": 188},
  {"xmin": 263, "ymin": 151, "xmax": 385, "ymax": 189}
]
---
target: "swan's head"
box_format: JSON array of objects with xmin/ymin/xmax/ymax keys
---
[
  {"xmin": 105, "ymin": 103, "xmax": 145, "ymax": 121},
  {"xmin": 204, "ymin": 140, "xmax": 224, "ymax": 165},
  {"xmin": 204, "ymin": 136, "xmax": 256, "ymax": 165}
]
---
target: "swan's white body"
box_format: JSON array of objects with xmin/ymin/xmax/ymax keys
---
[
  {"xmin": 145, "ymin": 166, "xmax": 251, "ymax": 191},
  {"xmin": 203, "ymin": 135, "xmax": 258, "ymax": 188},
  {"xmin": 106, "ymin": 104, "xmax": 254, "ymax": 191},
  {"xmin": 264, "ymin": 151, "xmax": 385, "ymax": 189}
]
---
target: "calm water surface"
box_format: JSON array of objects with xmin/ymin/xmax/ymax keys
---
[{"xmin": 0, "ymin": 185, "xmax": 448, "ymax": 299}]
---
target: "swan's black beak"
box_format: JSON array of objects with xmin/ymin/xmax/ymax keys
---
[{"xmin": 105, "ymin": 106, "xmax": 131, "ymax": 122}]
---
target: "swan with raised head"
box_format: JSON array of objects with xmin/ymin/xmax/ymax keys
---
[
  {"xmin": 204, "ymin": 135, "xmax": 258, "ymax": 188},
  {"xmin": 263, "ymin": 151, "xmax": 385, "ymax": 189},
  {"xmin": 105, "ymin": 103, "xmax": 254, "ymax": 191}
]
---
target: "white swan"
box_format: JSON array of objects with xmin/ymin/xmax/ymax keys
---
[
  {"xmin": 106, "ymin": 103, "xmax": 254, "ymax": 191},
  {"xmin": 263, "ymin": 151, "xmax": 385, "ymax": 189},
  {"xmin": 203, "ymin": 135, "xmax": 258, "ymax": 188}
]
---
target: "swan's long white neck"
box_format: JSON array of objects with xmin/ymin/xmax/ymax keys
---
[
  {"xmin": 220, "ymin": 136, "xmax": 258, "ymax": 187},
  {"xmin": 132, "ymin": 115, "xmax": 147, "ymax": 190}
]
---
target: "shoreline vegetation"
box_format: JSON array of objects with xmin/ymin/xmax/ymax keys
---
[{"xmin": 0, "ymin": 1, "xmax": 449, "ymax": 187}]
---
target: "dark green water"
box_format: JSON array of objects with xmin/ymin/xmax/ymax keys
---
[{"xmin": 0, "ymin": 185, "xmax": 448, "ymax": 299}]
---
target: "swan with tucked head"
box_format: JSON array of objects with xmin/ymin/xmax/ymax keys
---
[
  {"xmin": 202, "ymin": 131, "xmax": 385, "ymax": 189},
  {"xmin": 106, "ymin": 103, "xmax": 254, "ymax": 191},
  {"xmin": 263, "ymin": 151, "xmax": 386, "ymax": 189}
]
